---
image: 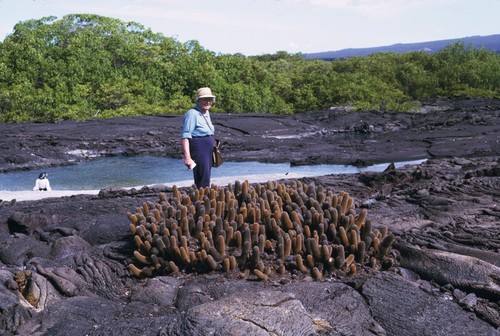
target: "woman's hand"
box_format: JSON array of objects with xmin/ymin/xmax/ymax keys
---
[{"xmin": 184, "ymin": 158, "xmax": 196, "ymax": 169}]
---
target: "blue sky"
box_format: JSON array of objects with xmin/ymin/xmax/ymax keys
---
[{"xmin": 0, "ymin": 0, "xmax": 498, "ymax": 55}]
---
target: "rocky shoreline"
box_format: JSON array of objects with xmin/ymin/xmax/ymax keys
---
[
  {"xmin": 0, "ymin": 99, "xmax": 499, "ymax": 335},
  {"xmin": 1, "ymin": 98, "xmax": 499, "ymax": 173}
]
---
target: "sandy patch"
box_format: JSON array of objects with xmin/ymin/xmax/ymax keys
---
[{"xmin": 0, "ymin": 172, "xmax": 306, "ymax": 202}]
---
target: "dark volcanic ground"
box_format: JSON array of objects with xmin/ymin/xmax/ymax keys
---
[
  {"xmin": 1, "ymin": 98, "xmax": 499, "ymax": 172},
  {"xmin": 0, "ymin": 98, "xmax": 499, "ymax": 335}
]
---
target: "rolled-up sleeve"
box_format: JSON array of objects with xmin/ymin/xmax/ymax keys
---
[{"xmin": 180, "ymin": 110, "xmax": 197, "ymax": 139}]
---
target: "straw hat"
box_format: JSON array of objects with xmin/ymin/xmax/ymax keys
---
[{"xmin": 195, "ymin": 87, "xmax": 216, "ymax": 101}]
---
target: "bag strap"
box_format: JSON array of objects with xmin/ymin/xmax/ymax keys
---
[{"xmin": 199, "ymin": 111, "xmax": 214, "ymax": 132}]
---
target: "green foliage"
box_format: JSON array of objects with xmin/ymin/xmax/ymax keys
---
[{"xmin": 0, "ymin": 15, "xmax": 498, "ymax": 122}]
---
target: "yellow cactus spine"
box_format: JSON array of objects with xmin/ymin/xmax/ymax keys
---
[
  {"xmin": 355, "ymin": 209, "xmax": 367, "ymax": 227},
  {"xmin": 129, "ymin": 223, "xmax": 137, "ymax": 236},
  {"xmin": 361, "ymin": 219, "xmax": 372, "ymax": 240},
  {"xmin": 312, "ymin": 267, "xmax": 323, "ymax": 280},
  {"xmin": 189, "ymin": 251, "xmax": 197, "ymax": 265},
  {"xmin": 339, "ymin": 226, "xmax": 350, "ymax": 247},
  {"xmin": 179, "ymin": 246, "xmax": 190, "ymax": 265},
  {"xmin": 350, "ymin": 228, "xmax": 359, "ymax": 248},
  {"xmin": 344, "ymin": 254, "xmax": 355, "ymax": 268},
  {"xmin": 340, "ymin": 192, "xmax": 349, "ymax": 215},
  {"xmin": 335, "ymin": 245, "xmax": 345, "ymax": 269},
  {"xmin": 229, "ymin": 255, "xmax": 237, "ymax": 270},
  {"xmin": 217, "ymin": 235, "xmax": 226, "ymax": 258},
  {"xmin": 134, "ymin": 250, "xmax": 149, "ymax": 265},
  {"xmin": 381, "ymin": 226, "xmax": 388, "ymax": 239},
  {"xmin": 372, "ymin": 237, "xmax": 380, "ymax": 252},
  {"xmin": 128, "ymin": 264, "xmax": 142, "ymax": 278},
  {"xmin": 379, "ymin": 233, "xmax": 395, "ymax": 256},
  {"xmin": 304, "ymin": 225, "xmax": 312, "ymax": 239},
  {"xmin": 234, "ymin": 230, "xmax": 242, "ymax": 249},
  {"xmin": 306, "ymin": 254, "xmax": 315, "ymax": 269},
  {"xmin": 356, "ymin": 241, "xmax": 366, "ymax": 264},
  {"xmin": 296, "ymin": 254, "xmax": 308, "ymax": 273},
  {"xmin": 321, "ymin": 244, "xmax": 331, "ymax": 263},
  {"xmin": 223, "ymin": 258, "xmax": 231, "ymax": 272},
  {"xmin": 310, "ymin": 238, "xmax": 321, "ymax": 260},
  {"xmin": 258, "ymin": 234, "xmax": 265, "ymax": 254},
  {"xmin": 180, "ymin": 235, "xmax": 189, "ymax": 251},
  {"xmin": 282, "ymin": 212, "xmax": 294, "ymax": 230},
  {"xmin": 277, "ymin": 260, "xmax": 286, "ymax": 274},
  {"xmin": 200, "ymin": 249, "xmax": 208, "ymax": 261},
  {"xmin": 294, "ymin": 234, "xmax": 303, "ymax": 255},
  {"xmin": 142, "ymin": 202, "xmax": 150, "ymax": 217},
  {"xmin": 254, "ymin": 269, "xmax": 268, "ymax": 281},
  {"xmin": 169, "ymin": 261, "xmax": 179, "ymax": 274},
  {"xmin": 206, "ymin": 255, "xmax": 218, "ymax": 271},
  {"xmin": 276, "ymin": 234, "xmax": 284, "ymax": 258},
  {"xmin": 172, "ymin": 185, "xmax": 181, "ymax": 201},
  {"xmin": 133, "ymin": 235, "xmax": 143, "ymax": 249},
  {"xmin": 143, "ymin": 240, "xmax": 152, "ymax": 254},
  {"xmin": 284, "ymin": 235, "xmax": 292, "ymax": 258},
  {"xmin": 128, "ymin": 212, "xmax": 138, "ymax": 225}
]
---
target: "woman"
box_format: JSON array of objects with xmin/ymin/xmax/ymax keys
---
[
  {"xmin": 180, "ymin": 87, "xmax": 216, "ymax": 188},
  {"xmin": 33, "ymin": 172, "xmax": 52, "ymax": 191}
]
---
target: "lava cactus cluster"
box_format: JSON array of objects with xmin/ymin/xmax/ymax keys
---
[{"xmin": 128, "ymin": 180, "xmax": 395, "ymax": 280}]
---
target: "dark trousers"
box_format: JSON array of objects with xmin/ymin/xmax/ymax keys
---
[{"xmin": 189, "ymin": 136, "xmax": 215, "ymax": 188}]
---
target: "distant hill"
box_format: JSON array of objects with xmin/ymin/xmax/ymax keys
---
[{"xmin": 304, "ymin": 34, "xmax": 500, "ymax": 60}]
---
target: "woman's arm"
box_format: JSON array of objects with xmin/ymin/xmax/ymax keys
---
[{"xmin": 181, "ymin": 138, "xmax": 195, "ymax": 168}]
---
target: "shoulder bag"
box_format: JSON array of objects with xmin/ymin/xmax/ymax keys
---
[
  {"xmin": 212, "ymin": 139, "xmax": 223, "ymax": 168},
  {"xmin": 200, "ymin": 111, "xmax": 223, "ymax": 168}
]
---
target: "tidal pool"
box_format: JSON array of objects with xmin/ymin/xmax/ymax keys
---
[{"xmin": 0, "ymin": 156, "xmax": 426, "ymax": 191}]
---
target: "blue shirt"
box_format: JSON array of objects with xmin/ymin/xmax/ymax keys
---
[{"xmin": 180, "ymin": 107, "xmax": 215, "ymax": 139}]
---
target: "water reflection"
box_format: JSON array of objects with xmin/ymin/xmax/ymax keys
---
[{"xmin": 0, "ymin": 156, "xmax": 426, "ymax": 191}]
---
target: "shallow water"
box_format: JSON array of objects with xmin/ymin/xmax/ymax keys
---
[{"xmin": 0, "ymin": 156, "xmax": 426, "ymax": 191}]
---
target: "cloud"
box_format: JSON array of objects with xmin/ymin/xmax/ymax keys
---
[
  {"xmin": 284, "ymin": 0, "xmax": 452, "ymax": 18},
  {"xmin": 55, "ymin": 2, "xmax": 245, "ymax": 28},
  {"xmin": 291, "ymin": 0, "xmax": 450, "ymax": 7}
]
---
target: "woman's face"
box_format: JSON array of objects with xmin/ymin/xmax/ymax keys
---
[{"xmin": 198, "ymin": 97, "xmax": 214, "ymax": 111}]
